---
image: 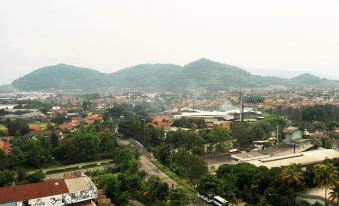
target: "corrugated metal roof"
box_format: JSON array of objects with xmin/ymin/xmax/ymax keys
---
[
  {"xmin": 246, "ymin": 149, "xmax": 339, "ymax": 168},
  {"xmin": 65, "ymin": 176, "xmax": 96, "ymax": 193}
]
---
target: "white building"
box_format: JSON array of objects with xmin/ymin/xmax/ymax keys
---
[{"xmin": 0, "ymin": 104, "xmax": 17, "ymax": 110}]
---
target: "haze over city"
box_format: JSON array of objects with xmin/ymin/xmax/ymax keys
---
[
  {"xmin": 1, "ymin": 0, "xmax": 339, "ymax": 85},
  {"xmin": 1, "ymin": 1, "xmax": 339, "ymax": 206}
]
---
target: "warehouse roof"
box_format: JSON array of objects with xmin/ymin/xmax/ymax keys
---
[
  {"xmin": 65, "ymin": 176, "xmax": 96, "ymax": 193},
  {"xmin": 0, "ymin": 176, "xmax": 97, "ymax": 204},
  {"xmin": 246, "ymin": 149, "xmax": 339, "ymax": 168},
  {"xmin": 0, "ymin": 179, "xmax": 68, "ymax": 204},
  {"xmin": 231, "ymin": 151, "xmax": 270, "ymax": 161}
]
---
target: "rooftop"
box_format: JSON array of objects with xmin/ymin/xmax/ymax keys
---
[
  {"xmin": 283, "ymin": 126, "xmax": 300, "ymax": 134},
  {"xmin": 0, "ymin": 179, "xmax": 68, "ymax": 204},
  {"xmin": 65, "ymin": 176, "xmax": 96, "ymax": 193},
  {"xmin": 246, "ymin": 149, "xmax": 339, "ymax": 168},
  {"xmin": 0, "ymin": 140, "xmax": 11, "ymax": 155},
  {"xmin": 0, "ymin": 176, "xmax": 97, "ymax": 204},
  {"xmin": 231, "ymin": 151, "xmax": 270, "ymax": 161}
]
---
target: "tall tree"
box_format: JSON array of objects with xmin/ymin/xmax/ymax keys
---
[
  {"xmin": 168, "ymin": 188, "xmax": 189, "ymax": 206},
  {"xmin": 329, "ymin": 180, "xmax": 339, "ymax": 206},
  {"xmin": 314, "ymin": 163, "xmax": 338, "ymax": 202},
  {"xmin": 280, "ymin": 164, "xmax": 304, "ymax": 185}
]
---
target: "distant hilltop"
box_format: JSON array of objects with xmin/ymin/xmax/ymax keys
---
[{"xmin": 10, "ymin": 58, "xmax": 338, "ymax": 92}]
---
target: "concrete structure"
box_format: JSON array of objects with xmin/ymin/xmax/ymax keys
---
[
  {"xmin": 297, "ymin": 187, "xmax": 337, "ymax": 206},
  {"xmin": 173, "ymin": 108, "xmax": 263, "ymax": 121},
  {"xmin": 253, "ymin": 140, "xmax": 270, "ymax": 150},
  {"xmin": 246, "ymin": 149, "xmax": 339, "ymax": 169},
  {"xmin": 0, "ymin": 104, "xmax": 17, "ymax": 110},
  {"xmin": 231, "ymin": 151, "xmax": 271, "ymax": 161},
  {"xmin": 0, "ymin": 109, "xmax": 46, "ymax": 121},
  {"xmin": 0, "ymin": 176, "xmax": 97, "ymax": 206},
  {"xmin": 283, "ymin": 127, "xmax": 303, "ymax": 145}
]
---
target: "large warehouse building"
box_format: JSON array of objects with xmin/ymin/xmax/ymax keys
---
[{"xmin": 245, "ymin": 149, "xmax": 339, "ymax": 169}]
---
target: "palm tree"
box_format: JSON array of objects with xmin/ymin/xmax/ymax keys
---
[
  {"xmin": 280, "ymin": 163, "xmax": 304, "ymax": 185},
  {"xmin": 314, "ymin": 163, "xmax": 338, "ymax": 202},
  {"xmin": 329, "ymin": 180, "xmax": 339, "ymax": 206}
]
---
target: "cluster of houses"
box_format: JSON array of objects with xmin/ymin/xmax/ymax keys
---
[
  {"xmin": 0, "ymin": 105, "xmax": 104, "ymax": 156},
  {"xmin": 146, "ymin": 107, "xmax": 263, "ymax": 131}
]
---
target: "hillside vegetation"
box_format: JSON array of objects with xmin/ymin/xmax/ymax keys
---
[{"xmin": 11, "ymin": 59, "xmax": 338, "ymax": 92}]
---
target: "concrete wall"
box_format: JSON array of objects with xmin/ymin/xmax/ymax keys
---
[
  {"xmin": 12, "ymin": 190, "xmax": 96, "ymax": 206},
  {"xmin": 16, "ymin": 194, "xmax": 63, "ymax": 206},
  {"xmin": 62, "ymin": 189, "xmax": 97, "ymax": 205}
]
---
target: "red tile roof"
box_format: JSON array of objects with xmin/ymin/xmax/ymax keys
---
[
  {"xmin": 86, "ymin": 114, "xmax": 103, "ymax": 122},
  {"xmin": 58, "ymin": 122, "xmax": 77, "ymax": 130},
  {"xmin": 0, "ymin": 140, "xmax": 11, "ymax": 155},
  {"xmin": 0, "ymin": 179, "xmax": 69, "ymax": 204},
  {"xmin": 152, "ymin": 116, "xmax": 172, "ymax": 128}
]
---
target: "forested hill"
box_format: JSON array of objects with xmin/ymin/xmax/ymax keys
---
[
  {"xmin": 12, "ymin": 64, "xmax": 112, "ymax": 91},
  {"xmin": 11, "ymin": 59, "xmax": 338, "ymax": 92}
]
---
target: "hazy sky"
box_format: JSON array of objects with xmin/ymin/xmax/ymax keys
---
[{"xmin": 1, "ymin": 0, "xmax": 339, "ymax": 84}]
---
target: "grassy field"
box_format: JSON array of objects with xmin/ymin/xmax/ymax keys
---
[
  {"xmin": 0, "ymin": 124, "xmax": 6, "ymax": 131},
  {"xmin": 28, "ymin": 122, "xmax": 48, "ymax": 130},
  {"xmin": 29, "ymin": 159, "xmax": 114, "ymax": 174}
]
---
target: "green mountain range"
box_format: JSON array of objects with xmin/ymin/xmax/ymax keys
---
[{"xmin": 11, "ymin": 58, "xmax": 338, "ymax": 92}]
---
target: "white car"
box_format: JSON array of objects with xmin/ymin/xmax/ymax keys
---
[{"xmin": 197, "ymin": 192, "xmax": 214, "ymax": 203}]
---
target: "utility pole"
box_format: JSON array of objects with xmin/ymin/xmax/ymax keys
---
[
  {"xmin": 142, "ymin": 119, "xmax": 146, "ymax": 145},
  {"xmin": 276, "ymin": 125, "xmax": 279, "ymax": 144},
  {"xmin": 239, "ymin": 92, "xmax": 244, "ymax": 122}
]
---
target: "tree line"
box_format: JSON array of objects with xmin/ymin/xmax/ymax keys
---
[
  {"xmin": 197, "ymin": 159, "xmax": 339, "ymax": 206},
  {"xmin": 86, "ymin": 145, "xmax": 189, "ymax": 206}
]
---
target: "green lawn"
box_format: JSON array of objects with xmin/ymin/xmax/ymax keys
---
[
  {"xmin": 28, "ymin": 122, "xmax": 48, "ymax": 130},
  {"xmin": 0, "ymin": 124, "xmax": 6, "ymax": 131},
  {"xmin": 28, "ymin": 159, "xmax": 113, "ymax": 173}
]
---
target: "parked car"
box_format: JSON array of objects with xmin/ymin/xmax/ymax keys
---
[{"xmin": 197, "ymin": 192, "xmax": 214, "ymax": 203}]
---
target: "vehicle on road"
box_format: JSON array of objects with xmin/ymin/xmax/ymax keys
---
[
  {"xmin": 212, "ymin": 196, "xmax": 228, "ymax": 206},
  {"xmin": 197, "ymin": 192, "xmax": 214, "ymax": 203}
]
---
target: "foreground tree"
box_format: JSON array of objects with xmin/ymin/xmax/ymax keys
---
[
  {"xmin": 143, "ymin": 176, "xmax": 169, "ymax": 201},
  {"xmin": 329, "ymin": 180, "xmax": 339, "ymax": 206},
  {"xmin": 280, "ymin": 163, "xmax": 304, "ymax": 185},
  {"xmin": 169, "ymin": 150, "xmax": 208, "ymax": 181},
  {"xmin": 168, "ymin": 188, "xmax": 189, "ymax": 206},
  {"xmin": 314, "ymin": 163, "xmax": 338, "ymax": 202},
  {"xmin": 26, "ymin": 170, "xmax": 45, "ymax": 183}
]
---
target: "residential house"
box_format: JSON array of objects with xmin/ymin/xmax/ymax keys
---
[
  {"xmin": 58, "ymin": 122, "xmax": 78, "ymax": 132},
  {"xmin": 85, "ymin": 113, "xmax": 103, "ymax": 125},
  {"xmin": 0, "ymin": 140, "xmax": 10, "ymax": 155},
  {"xmin": 152, "ymin": 116, "xmax": 172, "ymax": 129},
  {"xmin": 283, "ymin": 127, "xmax": 303, "ymax": 145}
]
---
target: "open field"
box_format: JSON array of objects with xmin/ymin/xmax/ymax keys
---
[
  {"xmin": 28, "ymin": 121, "xmax": 48, "ymax": 130},
  {"xmin": 0, "ymin": 124, "xmax": 6, "ymax": 131}
]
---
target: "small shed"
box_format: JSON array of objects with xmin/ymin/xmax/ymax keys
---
[{"xmin": 283, "ymin": 127, "xmax": 303, "ymax": 145}]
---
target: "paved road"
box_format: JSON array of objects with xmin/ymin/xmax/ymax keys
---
[
  {"xmin": 117, "ymin": 137, "xmax": 177, "ymax": 187},
  {"xmin": 139, "ymin": 155, "xmax": 177, "ymax": 188},
  {"xmin": 117, "ymin": 137, "xmax": 209, "ymax": 206}
]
